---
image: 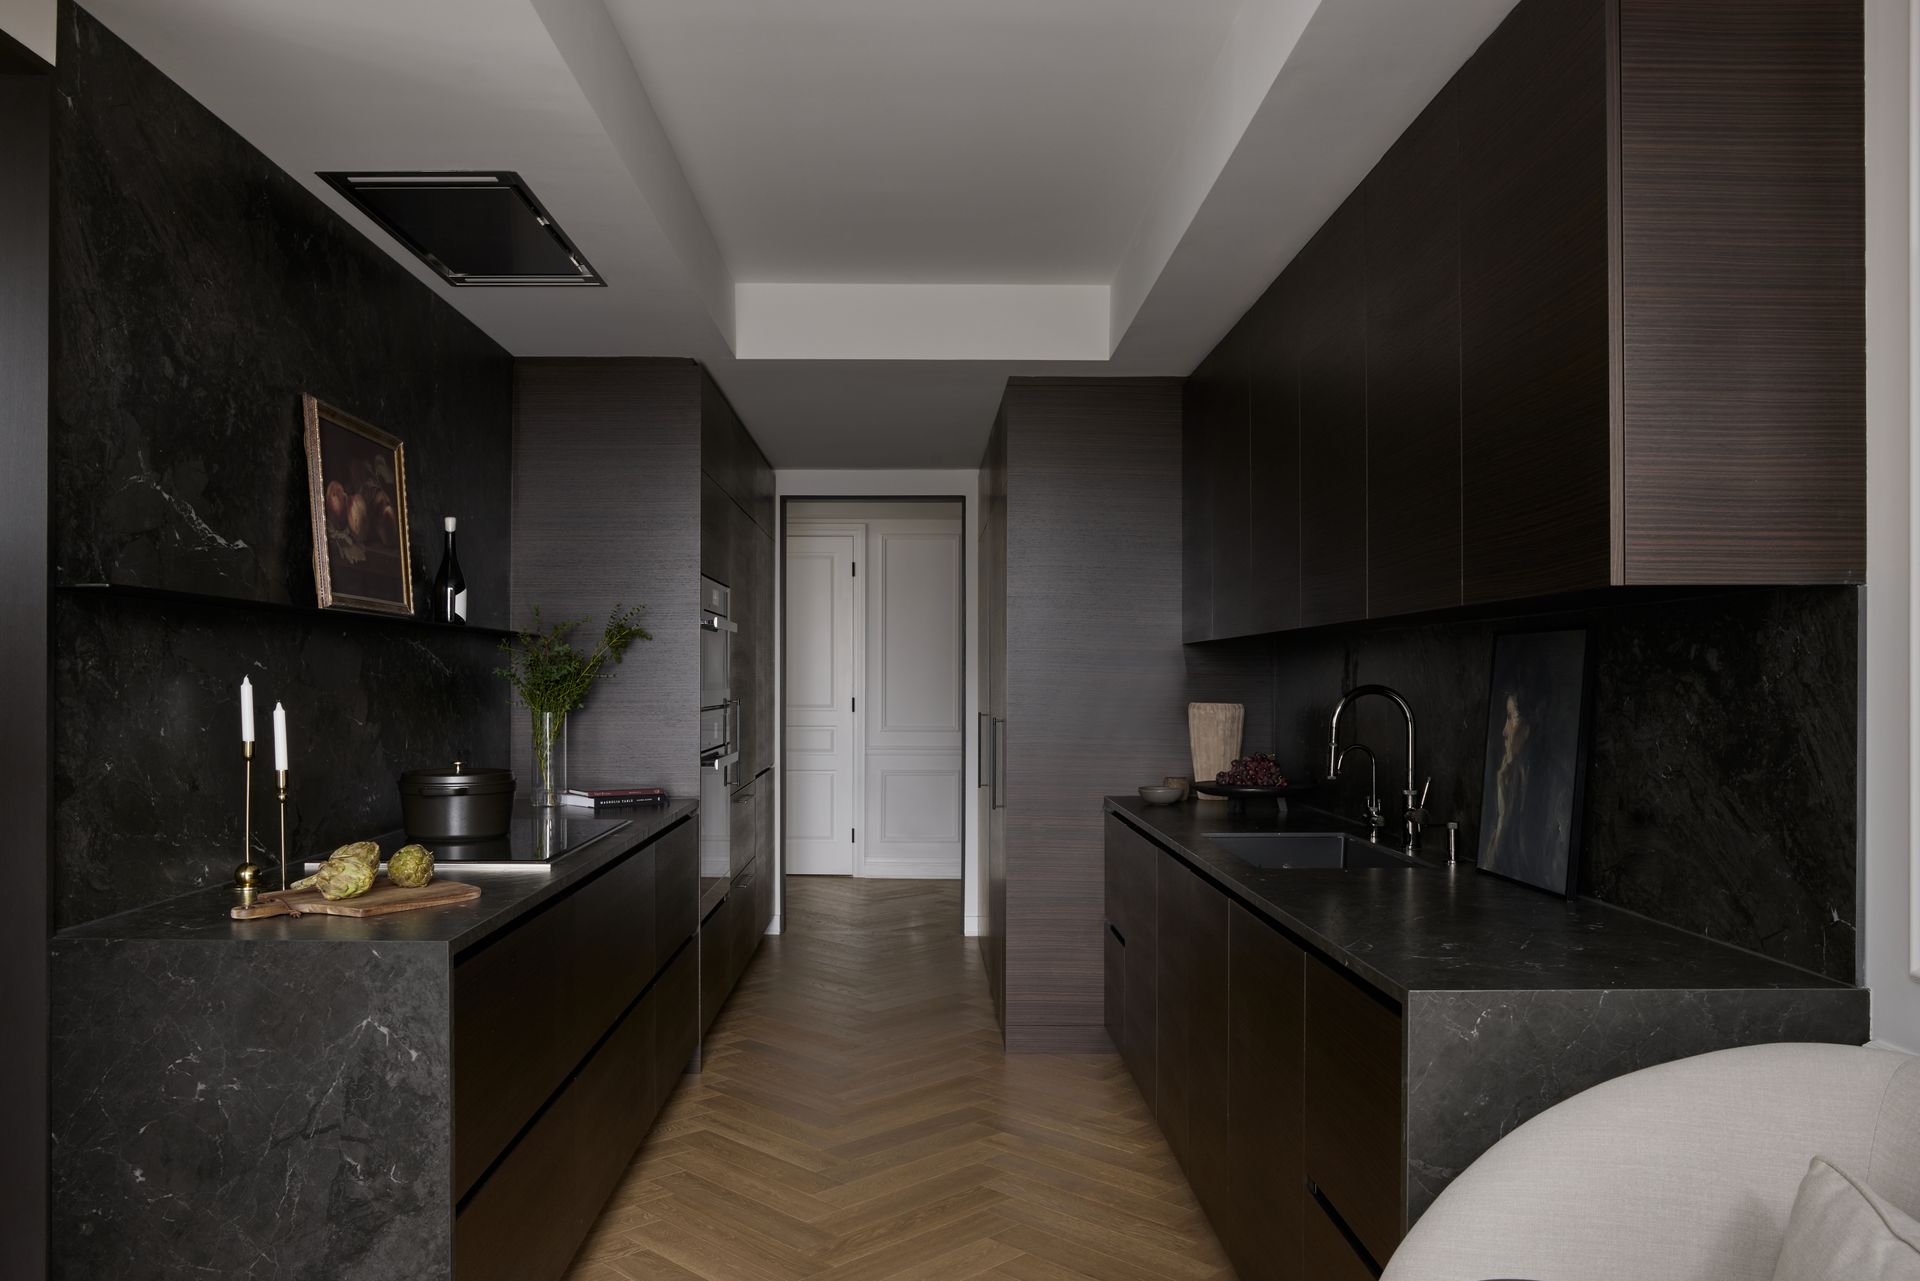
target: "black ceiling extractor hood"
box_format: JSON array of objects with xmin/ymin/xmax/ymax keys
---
[{"xmin": 319, "ymin": 171, "xmax": 602, "ymax": 287}]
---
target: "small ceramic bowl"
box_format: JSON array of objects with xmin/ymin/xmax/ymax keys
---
[{"xmin": 1138, "ymin": 784, "xmax": 1183, "ymax": 806}]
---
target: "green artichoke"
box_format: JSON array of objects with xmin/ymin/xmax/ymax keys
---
[
  {"xmin": 315, "ymin": 857, "xmax": 376, "ymax": 901},
  {"xmin": 330, "ymin": 841, "xmax": 381, "ymax": 871},
  {"xmin": 288, "ymin": 840, "xmax": 383, "ymax": 892},
  {"xmin": 388, "ymin": 844, "xmax": 435, "ymax": 889}
]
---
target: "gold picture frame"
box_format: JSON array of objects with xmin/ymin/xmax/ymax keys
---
[{"xmin": 302, "ymin": 395, "xmax": 414, "ymax": 615}]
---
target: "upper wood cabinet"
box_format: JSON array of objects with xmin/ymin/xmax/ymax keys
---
[
  {"xmin": 1181, "ymin": 0, "xmax": 1863, "ymax": 641},
  {"xmin": 1366, "ymin": 80, "xmax": 1464, "ymax": 617},
  {"xmin": 1458, "ymin": 0, "xmax": 1613, "ymax": 605},
  {"xmin": 1245, "ymin": 287, "xmax": 1302, "ymax": 636},
  {"xmin": 1294, "ymin": 195, "xmax": 1369, "ymax": 629}
]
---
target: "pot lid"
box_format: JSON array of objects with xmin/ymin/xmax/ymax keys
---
[{"xmin": 399, "ymin": 761, "xmax": 516, "ymax": 790}]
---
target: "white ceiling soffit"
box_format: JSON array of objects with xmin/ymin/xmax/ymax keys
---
[{"xmin": 77, "ymin": 0, "xmax": 1519, "ymax": 466}]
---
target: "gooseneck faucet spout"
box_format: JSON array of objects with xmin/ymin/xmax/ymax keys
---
[{"xmin": 1327, "ymin": 684, "xmax": 1422, "ymax": 852}]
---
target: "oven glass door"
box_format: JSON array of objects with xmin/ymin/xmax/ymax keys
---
[{"xmin": 699, "ymin": 618, "xmax": 730, "ymax": 711}]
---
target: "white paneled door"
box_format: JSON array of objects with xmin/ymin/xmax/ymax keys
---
[
  {"xmin": 783, "ymin": 529, "xmax": 860, "ymax": 875},
  {"xmin": 862, "ymin": 520, "xmax": 964, "ymax": 877}
]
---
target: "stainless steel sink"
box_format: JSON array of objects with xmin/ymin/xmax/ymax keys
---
[{"xmin": 1203, "ymin": 831, "xmax": 1423, "ymax": 871}]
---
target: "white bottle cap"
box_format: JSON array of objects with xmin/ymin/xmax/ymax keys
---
[{"xmin": 444, "ymin": 516, "xmax": 457, "ymax": 532}]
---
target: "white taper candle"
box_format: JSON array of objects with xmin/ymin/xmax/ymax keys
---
[
  {"xmin": 273, "ymin": 703, "xmax": 288, "ymax": 772},
  {"xmin": 241, "ymin": 677, "xmax": 255, "ymax": 743}
]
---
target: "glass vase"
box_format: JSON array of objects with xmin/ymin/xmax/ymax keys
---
[{"xmin": 532, "ymin": 709, "xmax": 567, "ymax": 807}]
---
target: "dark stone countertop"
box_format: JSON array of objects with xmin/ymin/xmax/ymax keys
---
[
  {"xmin": 54, "ymin": 799, "xmax": 698, "ymax": 954},
  {"xmin": 1106, "ymin": 796, "xmax": 1854, "ymax": 1002}
]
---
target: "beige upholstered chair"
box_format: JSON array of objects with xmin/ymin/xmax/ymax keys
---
[{"xmin": 1382, "ymin": 1043, "xmax": 1920, "ymax": 1281}]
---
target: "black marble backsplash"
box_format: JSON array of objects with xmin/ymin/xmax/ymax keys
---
[
  {"xmin": 48, "ymin": 5, "xmax": 515, "ymax": 927},
  {"xmin": 53, "ymin": 593, "xmax": 510, "ymax": 929},
  {"xmin": 52, "ymin": 4, "xmax": 511, "ymax": 620},
  {"xmin": 1186, "ymin": 587, "xmax": 1860, "ymax": 981}
]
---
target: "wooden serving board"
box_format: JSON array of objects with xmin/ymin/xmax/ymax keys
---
[{"xmin": 231, "ymin": 878, "xmax": 480, "ymax": 921}]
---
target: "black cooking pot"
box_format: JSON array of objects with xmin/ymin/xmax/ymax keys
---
[{"xmin": 399, "ymin": 762, "xmax": 516, "ymax": 841}]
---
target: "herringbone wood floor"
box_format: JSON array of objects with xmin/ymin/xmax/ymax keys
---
[{"xmin": 563, "ymin": 876, "xmax": 1234, "ymax": 1281}]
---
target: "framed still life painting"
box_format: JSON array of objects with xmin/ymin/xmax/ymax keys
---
[
  {"xmin": 302, "ymin": 395, "xmax": 414, "ymax": 615},
  {"xmin": 1475, "ymin": 628, "xmax": 1592, "ymax": 897}
]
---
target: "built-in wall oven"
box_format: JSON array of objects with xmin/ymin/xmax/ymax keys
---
[{"xmin": 698, "ymin": 577, "xmax": 742, "ymax": 907}]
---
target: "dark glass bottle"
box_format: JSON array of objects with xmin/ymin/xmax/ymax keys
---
[{"xmin": 432, "ymin": 516, "xmax": 467, "ymax": 624}]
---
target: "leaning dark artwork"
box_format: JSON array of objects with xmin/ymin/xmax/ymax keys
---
[{"xmin": 1475, "ymin": 628, "xmax": 1590, "ymax": 896}]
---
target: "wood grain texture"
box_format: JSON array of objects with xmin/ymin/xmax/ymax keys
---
[
  {"xmin": 453, "ymin": 836, "xmax": 664, "ymax": 1197},
  {"xmin": 460, "ymin": 941, "xmax": 695, "ymax": 1281},
  {"xmin": 1154, "ymin": 854, "xmax": 1194, "ymax": 1164},
  {"xmin": 1001, "ymin": 379, "xmax": 1188, "ymax": 1051},
  {"xmin": 1183, "ymin": 866, "xmax": 1233, "ymax": 1227},
  {"xmin": 512, "ymin": 360, "xmax": 703, "ymax": 799},
  {"xmin": 1109, "ymin": 816, "xmax": 1159, "ymax": 1101},
  {"xmin": 0, "ymin": 58, "xmax": 50, "ymax": 1281},
  {"xmin": 1182, "ymin": 378, "xmax": 1215, "ymax": 643},
  {"xmin": 1295, "ymin": 195, "xmax": 1369, "ymax": 628},
  {"xmin": 1364, "ymin": 81, "xmax": 1464, "ymax": 617},
  {"xmin": 1225, "ymin": 902, "xmax": 1306, "ymax": 1281},
  {"xmin": 1617, "ymin": 0, "xmax": 1865, "ymax": 583},
  {"xmin": 232, "ymin": 878, "xmax": 481, "ymax": 920},
  {"xmin": 1302, "ymin": 1196, "xmax": 1377, "ymax": 1281},
  {"xmin": 1303, "ymin": 960, "xmax": 1404, "ymax": 1268},
  {"xmin": 1245, "ymin": 283, "xmax": 1303, "ymax": 635},
  {"xmin": 564, "ymin": 878, "xmax": 1232, "ymax": 1281},
  {"xmin": 1205, "ymin": 329, "xmax": 1254, "ymax": 638},
  {"xmin": 1458, "ymin": 0, "xmax": 1613, "ymax": 604},
  {"xmin": 980, "ymin": 406, "xmax": 1008, "ymax": 1031}
]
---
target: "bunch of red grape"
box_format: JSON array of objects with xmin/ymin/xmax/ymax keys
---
[{"xmin": 1217, "ymin": 753, "xmax": 1289, "ymax": 787}]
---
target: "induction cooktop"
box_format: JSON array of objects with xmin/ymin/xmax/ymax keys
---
[{"xmin": 301, "ymin": 809, "xmax": 631, "ymax": 871}]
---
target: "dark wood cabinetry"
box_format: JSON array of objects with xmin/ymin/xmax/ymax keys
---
[
  {"xmin": 1364, "ymin": 82, "xmax": 1464, "ymax": 617},
  {"xmin": 1107, "ymin": 812, "xmax": 1404, "ymax": 1280},
  {"xmin": 982, "ymin": 381, "xmax": 1184, "ymax": 1051},
  {"xmin": 1104, "ymin": 816, "xmax": 1159, "ymax": 1098},
  {"xmin": 1294, "ymin": 196, "xmax": 1369, "ymax": 629},
  {"xmin": 1199, "ymin": 331, "xmax": 1253, "ymax": 639},
  {"xmin": 1457, "ymin": 0, "xmax": 1613, "ymax": 605},
  {"xmin": 1181, "ymin": 387, "xmax": 1214, "ymax": 644},
  {"xmin": 452, "ymin": 821, "xmax": 700, "ymax": 1281},
  {"xmin": 1304, "ymin": 958, "xmax": 1405, "ymax": 1269},
  {"xmin": 980, "ymin": 407, "xmax": 1008, "ymax": 1027},
  {"xmin": 453, "ymin": 828, "xmax": 681, "ymax": 1196},
  {"xmin": 456, "ymin": 937, "xmax": 696, "ymax": 1281},
  {"xmin": 1107, "ymin": 817, "xmax": 1316, "ymax": 1281},
  {"xmin": 1245, "ymin": 288, "xmax": 1302, "ymax": 635},
  {"xmin": 1615, "ymin": 0, "xmax": 1864, "ymax": 584},
  {"xmin": 1225, "ymin": 901, "xmax": 1305, "ymax": 1281},
  {"xmin": 1181, "ymin": 0, "xmax": 1863, "ymax": 639}
]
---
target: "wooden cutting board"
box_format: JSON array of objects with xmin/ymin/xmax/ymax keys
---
[{"xmin": 231, "ymin": 878, "xmax": 480, "ymax": 920}]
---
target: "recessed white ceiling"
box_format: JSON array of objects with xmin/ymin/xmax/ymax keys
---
[
  {"xmin": 64, "ymin": 0, "xmax": 1520, "ymax": 469},
  {"xmin": 605, "ymin": 0, "xmax": 1245, "ymax": 284}
]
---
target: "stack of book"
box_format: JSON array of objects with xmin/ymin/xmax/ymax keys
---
[{"xmin": 559, "ymin": 787, "xmax": 669, "ymax": 813}]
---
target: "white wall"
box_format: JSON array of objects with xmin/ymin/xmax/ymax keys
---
[
  {"xmin": 0, "ymin": 0, "xmax": 52, "ymax": 62},
  {"xmin": 774, "ymin": 470, "xmax": 983, "ymax": 935},
  {"xmin": 1865, "ymin": 0, "xmax": 1920, "ymax": 1053}
]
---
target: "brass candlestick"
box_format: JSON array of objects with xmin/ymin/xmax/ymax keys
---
[
  {"xmin": 232, "ymin": 741, "xmax": 261, "ymax": 907},
  {"xmin": 276, "ymin": 769, "xmax": 290, "ymax": 891}
]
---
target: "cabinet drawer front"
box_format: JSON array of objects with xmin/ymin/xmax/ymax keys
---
[
  {"xmin": 1225, "ymin": 902, "xmax": 1306, "ymax": 1281},
  {"xmin": 1302, "ymin": 1192, "xmax": 1378, "ymax": 1281},
  {"xmin": 1155, "ymin": 853, "xmax": 1193, "ymax": 1159},
  {"xmin": 453, "ymin": 843, "xmax": 656, "ymax": 1197},
  {"xmin": 1304, "ymin": 959, "xmax": 1404, "ymax": 1267},
  {"xmin": 654, "ymin": 938, "xmax": 699, "ymax": 1112},
  {"xmin": 699, "ymin": 893, "xmax": 734, "ymax": 1037},
  {"xmin": 1103, "ymin": 922, "xmax": 1125, "ymax": 1053},
  {"xmin": 730, "ymin": 862, "xmax": 760, "ymax": 980},
  {"xmin": 1117, "ymin": 822, "xmax": 1158, "ymax": 1102},
  {"xmin": 455, "ymin": 947, "xmax": 691, "ymax": 1281},
  {"xmin": 655, "ymin": 819, "xmax": 699, "ymax": 953}
]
